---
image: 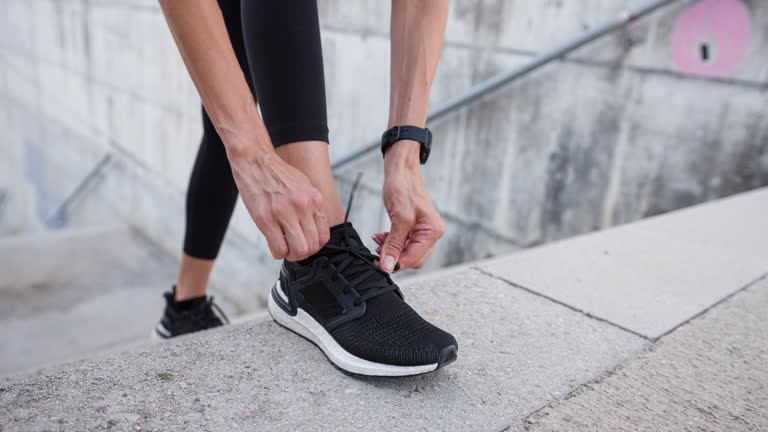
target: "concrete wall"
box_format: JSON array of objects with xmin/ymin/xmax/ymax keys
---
[{"xmin": 1, "ymin": 0, "xmax": 766, "ymax": 309}]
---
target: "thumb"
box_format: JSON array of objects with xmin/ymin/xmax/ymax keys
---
[{"xmin": 380, "ymin": 218, "xmax": 411, "ymax": 273}]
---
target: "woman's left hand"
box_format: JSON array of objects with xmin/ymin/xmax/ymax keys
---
[{"xmin": 377, "ymin": 140, "xmax": 445, "ymax": 272}]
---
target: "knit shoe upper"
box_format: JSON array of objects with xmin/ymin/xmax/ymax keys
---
[
  {"xmin": 154, "ymin": 287, "xmax": 229, "ymax": 338},
  {"xmin": 279, "ymin": 222, "xmax": 457, "ymax": 368}
]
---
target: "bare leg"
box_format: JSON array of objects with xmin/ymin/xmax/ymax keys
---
[
  {"xmin": 276, "ymin": 141, "xmax": 345, "ymax": 227},
  {"xmin": 175, "ymin": 254, "xmax": 215, "ymax": 301}
]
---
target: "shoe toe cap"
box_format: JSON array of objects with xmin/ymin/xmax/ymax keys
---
[{"xmin": 414, "ymin": 326, "xmax": 458, "ymax": 364}]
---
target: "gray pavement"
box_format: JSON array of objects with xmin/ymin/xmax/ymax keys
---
[
  {"xmin": 1, "ymin": 189, "xmax": 766, "ymax": 431},
  {"xmin": 519, "ymin": 277, "xmax": 768, "ymax": 432},
  {"xmin": 479, "ymin": 188, "xmax": 768, "ymax": 339},
  {"xmin": 0, "ymin": 269, "xmax": 646, "ymax": 432}
]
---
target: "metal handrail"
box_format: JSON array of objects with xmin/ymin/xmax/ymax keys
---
[
  {"xmin": 331, "ymin": 0, "xmax": 683, "ymax": 170},
  {"xmin": 46, "ymin": 152, "xmax": 113, "ymax": 226}
]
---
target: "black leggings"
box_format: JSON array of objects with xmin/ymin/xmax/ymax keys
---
[{"xmin": 184, "ymin": 0, "xmax": 328, "ymax": 260}]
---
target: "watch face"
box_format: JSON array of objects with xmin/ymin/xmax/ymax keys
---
[
  {"xmin": 421, "ymin": 130, "xmax": 432, "ymax": 164},
  {"xmin": 420, "ymin": 132, "xmax": 431, "ymax": 164}
]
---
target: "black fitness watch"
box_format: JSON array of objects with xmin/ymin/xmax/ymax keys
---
[{"xmin": 380, "ymin": 125, "xmax": 432, "ymax": 165}]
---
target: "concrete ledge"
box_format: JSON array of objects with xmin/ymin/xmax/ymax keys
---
[
  {"xmin": 480, "ymin": 187, "xmax": 768, "ymax": 339},
  {"xmin": 2, "ymin": 189, "xmax": 766, "ymax": 431},
  {"xmin": 520, "ymin": 277, "xmax": 768, "ymax": 431},
  {"xmin": 0, "ymin": 270, "xmax": 645, "ymax": 431}
]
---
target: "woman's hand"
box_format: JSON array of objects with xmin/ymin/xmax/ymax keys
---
[
  {"xmin": 160, "ymin": 0, "xmax": 330, "ymax": 261},
  {"xmin": 229, "ymin": 147, "xmax": 330, "ymax": 262},
  {"xmin": 377, "ymin": 140, "xmax": 445, "ymax": 272}
]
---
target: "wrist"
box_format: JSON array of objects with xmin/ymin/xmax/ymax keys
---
[
  {"xmin": 384, "ymin": 139, "xmax": 421, "ymax": 173},
  {"xmin": 219, "ymin": 122, "xmax": 274, "ymax": 163}
]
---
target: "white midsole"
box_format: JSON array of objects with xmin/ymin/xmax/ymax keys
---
[{"xmin": 269, "ymin": 280, "xmax": 438, "ymax": 377}]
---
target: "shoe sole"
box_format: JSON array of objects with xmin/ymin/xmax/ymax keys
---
[{"xmin": 268, "ymin": 281, "xmax": 457, "ymax": 377}]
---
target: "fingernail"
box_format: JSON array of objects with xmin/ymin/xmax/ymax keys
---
[{"xmin": 382, "ymin": 255, "xmax": 396, "ymax": 272}]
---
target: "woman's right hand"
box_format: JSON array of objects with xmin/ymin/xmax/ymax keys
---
[
  {"xmin": 159, "ymin": 0, "xmax": 331, "ymax": 262},
  {"xmin": 228, "ymin": 148, "xmax": 330, "ymax": 261}
]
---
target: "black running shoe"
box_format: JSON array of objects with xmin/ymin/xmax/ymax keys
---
[
  {"xmin": 268, "ymin": 222, "xmax": 458, "ymax": 377},
  {"xmin": 153, "ymin": 287, "xmax": 229, "ymax": 339}
]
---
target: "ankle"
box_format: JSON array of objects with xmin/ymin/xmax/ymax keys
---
[
  {"xmin": 174, "ymin": 283, "xmax": 208, "ymax": 302},
  {"xmin": 171, "ymin": 293, "xmax": 207, "ymax": 311},
  {"xmin": 176, "ymin": 254, "xmax": 214, "ymax": 301}
]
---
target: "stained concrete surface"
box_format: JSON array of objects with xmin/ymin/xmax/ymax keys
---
[
  {"xmin": 517, "ymin": 277, "xmax": 768, "ymax": 432},
  {"xmin": 1, "ymin": 193, "xmax": 766, "ymax": 431},
  {"xmin": 0, "ymin": 226, "xmax": 177, "ymax": 377},
  {"xmin": 479, "ymin": 188, "xmax": 768, "ymax": 339},
  {"xmin": 0, "ymin": 269, "xmax": 646, "ymax": 432},
  {"xmin": 4, "ymin": 0, "xmax": 768, "ymax": 309}
]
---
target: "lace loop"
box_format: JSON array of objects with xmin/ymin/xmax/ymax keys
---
[
  {"xmin": 315, "ymin": 242, "xmax": 398, "ymax": 304},
  {"xmin": 318, "ymin": 172, "xmax": 397, "ymax": 304}
]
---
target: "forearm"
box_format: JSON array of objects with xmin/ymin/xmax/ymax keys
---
[
  {"xmin": 387, "ymin": 0, "xmax": 449, "ymax": 167},
  {"xmin": 388, "ymin": 0, "xmax": 448, "ymax": 127},
  {"xmin": 159, "ymin": 0, "xmax": 271, "ymax": 158}
]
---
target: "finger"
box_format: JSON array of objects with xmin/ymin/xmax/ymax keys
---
[
  {"xmin": 314, "ymin": 210, "xmax": 331, "ymax": 247},
  {"xmin": 409, "ymin": 245, "xmax": 435, "ymax": 270},
  {"xmin": 310, "ymin": 191, "xmax": 330, "ymax": 247},
  {"xmin": 300, "ymin": 214, "xmax": 320, "ymax": 256},
  {"xmin": 377, "ymin": 236, "xmax": 410, "ymax": 255},
  {"xmin": 398, "ymin": 235, "xmax": 435, "ymax": 270},
  {"xmin": 371, "ymin": 232, "xmax": 388, "ymax": 246},
  {"xmin": 380, "ymin": 216, "xmax": 413, "ymax": 273},
  {"xmin": 281, "ymin": 220, "xmax": 309, "ymax": 261},
  {"xmin": 261, "ymin": 219, "xmax": 289, "ymax": 259}
]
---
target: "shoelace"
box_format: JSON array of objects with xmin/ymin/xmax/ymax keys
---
[
  {"xmin": 317, "ymin": 243, "xmax": 398, "ymax": 306},
  {"xmin": 314, "ymin": 173, "xmax": 398, "ymax": 306}
]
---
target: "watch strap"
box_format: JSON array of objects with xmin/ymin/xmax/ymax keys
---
[{"xmin": 381, "ymin": 125, "xmax": 432, "ymax": 164}]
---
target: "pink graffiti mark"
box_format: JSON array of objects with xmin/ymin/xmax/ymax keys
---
[{"xmin": 670, "ymin": 0, "xmax": 751, "ymax": 78}]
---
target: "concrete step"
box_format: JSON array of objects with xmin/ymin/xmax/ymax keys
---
[
  {"xmin": 1, "ymin": 188, "xmax": 766, "ymax": 431},
  {"xmin": 0, "ymin": 225, "xmax": 178, "ymax": 377},
  {"xmin": 479, "ymin": 187, "xmax": 768, "ymax": 339},
  {"xmin": 519, "ymin": 277, "xmax": 768, "ymax": 432},
  {"xmin": 0, "ymin": 267, "xmax": 648, "ymax": 432}
]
